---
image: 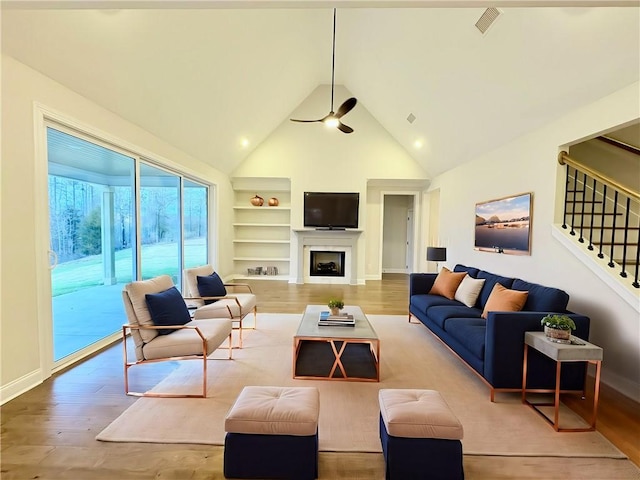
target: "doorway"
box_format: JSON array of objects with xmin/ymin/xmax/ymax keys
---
[{"xmin": 381, "ymin": 193, "xmax": 418, "ymax": 274}]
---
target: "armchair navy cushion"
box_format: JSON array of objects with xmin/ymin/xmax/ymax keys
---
[
  {"xmin": 197, "ymin": 273, "xmax": 227, "ymax": 305},
  {"xmin": 145, "ymin": 286, "xmax": 191, "ymax": 335}
]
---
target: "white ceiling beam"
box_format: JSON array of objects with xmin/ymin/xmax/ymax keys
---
[{"xmin": 2, "ymin": 0, "xmax": 639, "ymax": 9}]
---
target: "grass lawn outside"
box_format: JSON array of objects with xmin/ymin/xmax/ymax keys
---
[{"xmin": 52, "ymin": 238, "xmax": 206, "ymax": 296}]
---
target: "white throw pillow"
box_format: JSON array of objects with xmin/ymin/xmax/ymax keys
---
[{"xmin": 454, "ymin": 275, "xmax": 486, "ymax": 308}]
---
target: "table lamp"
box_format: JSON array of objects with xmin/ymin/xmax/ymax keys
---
[{"xmin": 427, "ymin": 247, "xmax": 447, "ymax": 271}]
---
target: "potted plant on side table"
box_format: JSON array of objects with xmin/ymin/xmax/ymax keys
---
[
  {"xmin": 541, "ymin": 314, "xmax": 577, "ymax": 342},
  {"xmin": 328, "ymin": 298, "xmax": 345, "ymax": 316}
]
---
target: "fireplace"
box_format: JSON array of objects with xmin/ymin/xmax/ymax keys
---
[
  {"xmin": 310, "ymin": 250, "xmax": 345, "ymax": 277},
  {"xmin": 294, "ymin": 229, "xmax": 362, "ymax": 285}
]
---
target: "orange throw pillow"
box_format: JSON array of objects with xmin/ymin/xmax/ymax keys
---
[
  {"xmin": 481, "ymin": 283, "xmax": 528, "ymax": 319},
  {"xmin": 429, "ymin": 268, "xmax": 467, "ymax": 300}
]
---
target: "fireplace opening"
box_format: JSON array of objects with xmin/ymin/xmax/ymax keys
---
[{"xmin": 310, "ymin": 251, "xmax": 346, "ymax": 277}]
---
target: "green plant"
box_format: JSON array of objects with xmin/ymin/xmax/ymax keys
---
[
  {"xmin": 327, "ymin": 298, "xmax": 344, "ymax": 309},
  {"xmin": 540, "ymin": 314, "xmax": 576, "ymax": 331}
]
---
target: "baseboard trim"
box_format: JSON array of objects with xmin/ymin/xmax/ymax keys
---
[{"xmin": 1, "ymin": 369, "xmax": 43, "ymax": 406}]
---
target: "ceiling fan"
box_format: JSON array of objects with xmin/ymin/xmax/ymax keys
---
[{"xmin": 290, "ymin": 8, "xmax": 357, "ymax": 134}]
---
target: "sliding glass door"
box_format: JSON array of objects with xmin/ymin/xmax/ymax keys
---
[
  {"xmin": 47, "ymin": 127, "xmax": 135, "ymax": 361},
  {"xmin": 46, "ymin": 127, "xmax": 210, "ymax": 366},
  {"xmin": 139, "ymin": 163, "xmax": 181, "ymax": 286},
  {"xmin": 184, "ymin": 179, "xmax": 209, "ymax": 269}
]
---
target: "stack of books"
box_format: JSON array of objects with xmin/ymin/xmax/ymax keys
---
[{"xmin": 318, "ymin": 311, "xmax": 355, "ymax": 327}]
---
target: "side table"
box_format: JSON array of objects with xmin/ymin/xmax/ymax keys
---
[{"xmin": 522, "ymin": 331, "xmax": 603, "ymax": 432}]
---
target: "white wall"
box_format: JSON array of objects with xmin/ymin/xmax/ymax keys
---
[
  {"xmin": 0, "ymin": 55, "xmax": 233, "ymax": 400},
  {"xmin": 428, "ymin": 82, "xmax": 640, "ymax": 400},
  {"xmin": 232, "ymin": 84, "xmax": 429, "ymax": 283},
  {"xmin": 569, "ymin": 138, "xmax": 640, "ymax": 192}
]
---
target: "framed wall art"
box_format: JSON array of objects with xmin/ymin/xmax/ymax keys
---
[{"xmin": 475, "ymin": 192, "xmax": 532, "ymax": 255}]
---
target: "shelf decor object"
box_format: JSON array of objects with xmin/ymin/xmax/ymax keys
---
[
  {"xmin": 268, "ymin": 197, "xmax": 279, "ymax": 206},
  {"xmin": 250, "ymin": 194, "xmax": 264, "ymax": 206}
]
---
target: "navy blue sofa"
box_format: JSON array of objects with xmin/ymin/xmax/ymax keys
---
[{"xmin": 409, "ymin": 264, "xmax": 590, "ymax": 400}]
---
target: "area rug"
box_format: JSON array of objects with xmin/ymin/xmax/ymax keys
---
[{"xmin": 97, "ymin": 313, "xmax": 626, "ymax": 459}]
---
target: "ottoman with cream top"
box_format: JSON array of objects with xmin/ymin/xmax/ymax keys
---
[
  {"xmin": 224, "ymin": 386, "xmax": 320, "ymax": 479},
  {"xmin": 379, "ymin": 389, "xmax": 464, "ymax": 480}
]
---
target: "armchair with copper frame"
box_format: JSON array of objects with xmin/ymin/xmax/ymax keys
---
[
  {"xmin": 121, "ymin": 275, "xmax": 233, "ymax": 398},
  {"xmin": 183, "ymin": 265, "xmax": 257, "ymax": 349}
]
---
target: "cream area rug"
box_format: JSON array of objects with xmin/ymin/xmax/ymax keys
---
[{"xmin": 97, "ymin": 314, "xmax": 626, "ymax": 459}]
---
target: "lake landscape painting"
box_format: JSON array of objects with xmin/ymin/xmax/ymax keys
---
[{"xmin": 475, "ymin": 192, "xmax": 532, "ymax": 255}]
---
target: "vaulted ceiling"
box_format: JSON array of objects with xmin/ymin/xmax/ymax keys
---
[{"xmin": 2, "ymin": 2, "xmax": 638, "ymax": 178}]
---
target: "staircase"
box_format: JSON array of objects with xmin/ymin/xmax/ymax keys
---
[{"xmin": 558, "ymin": 150, "xmax": 640, "ymax": 292}]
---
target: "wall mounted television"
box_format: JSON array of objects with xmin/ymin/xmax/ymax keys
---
[{"xmin": 303, "ymin": 192, "xmax": 359, "ymax": 230}]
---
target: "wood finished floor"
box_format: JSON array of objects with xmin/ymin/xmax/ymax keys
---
[{"xmin": 1, "ymin": 274, "xmax": 638, "ymax": 479}]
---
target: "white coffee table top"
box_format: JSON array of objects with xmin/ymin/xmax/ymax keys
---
[{"xmin": 295, "ymin": 305, "xmax": 378, "ymax": 340}]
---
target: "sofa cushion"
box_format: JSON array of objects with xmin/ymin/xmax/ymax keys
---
[
  {"xmin": 411, "ymin": 294, "xmax": 460, "ymax": 316},
  {"xmin": 481, "ymin": 283, "xmax": 528, "ymax": 319},
  {"xmin": 429, "ymin": 268, "xmax": 467, "ymax": 300},
  {"xmin": 454, "ymin": 275, "xmax": 486, "ymax": 308},
  {"xmin": 197, "ymin": 272, "xmax": 227, "ymax": 305},
  {"xmin": 445, "ymin": 318, "xmax": 486, "ymax": 361},
  {"xmin": 453, "ymin": 264, "xmax": 479, "ymax": 278},
  {"xmin": 477, "ymin": 271, "xmax": 515, "ymax": 308},
  {"xmin": 511, "ymin": 279, "xmax": 569, "ymax": 312},
  {"xmin": 428, "ymin": 305, "xmax": 483, "ymax": 330},
  {"xmin": 145, "ymin": 286, "xmax": 192, "ymax": 335}
]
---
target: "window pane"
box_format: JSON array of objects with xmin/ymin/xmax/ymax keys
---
[
  {"xmin": 47, "ymin": 127, "xmax": 135, "ymax": 361},
  {"xmin": 183, "ymin": 179, "xmax": 208, "ymax": 269},
  {"xmin": 139, "ymin": 163, "xmax": 181, "ymax": 287}
]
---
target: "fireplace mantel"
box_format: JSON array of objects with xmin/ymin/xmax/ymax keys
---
[{"xmin": 292, "ymin": 229, "xmax": 362, "ymax": 284}]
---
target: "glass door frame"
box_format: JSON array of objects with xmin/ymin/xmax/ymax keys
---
[{"xmin": 34, "ymin": 106, "xmax": 214, "ymax": 379}]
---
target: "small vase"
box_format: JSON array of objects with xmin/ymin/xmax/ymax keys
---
[
  {"xmin": 250, "ymin": 194, "xmax": 264, "ymax": 207},
  {"xmin": 330, "ymin": 307, "xmax": 340, "ymax": 316},
  {"xmin": 544, "ymin": 325, "xmax": 571, "ymax": 341}
]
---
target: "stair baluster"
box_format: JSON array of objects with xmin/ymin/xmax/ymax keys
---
[
  {"xmin": 558, "ymin": 150, "xmax": 639, "ymax": 289},
  {"xmin": 597, "ymin": 184, "xmax": 607, "ymax": 260},
  {"xmin": 587, "ymin": 177, "xmax": 597, "ymax": 251}
]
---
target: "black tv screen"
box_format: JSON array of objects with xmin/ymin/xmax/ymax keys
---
[{"xmin": 304, "ymin": 192, "xmax": 359, "ymax": 229}]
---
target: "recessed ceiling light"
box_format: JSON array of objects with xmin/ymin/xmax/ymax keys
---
[
  {"xmin": 414, "ymin": 140, "xmax": 423, "ymax": 149},
  {"xmin": 240, "ymin": 138, "xmax": 250, "ymax": 148}
]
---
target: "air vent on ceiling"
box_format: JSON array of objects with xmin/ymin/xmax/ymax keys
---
[
  {"xmin": 475, "ymin": 7, "xmax": 502, "ymax": 35},
  {"xmin": 407, "ymin": 113, "xmax": 416, "ymax": 124}
]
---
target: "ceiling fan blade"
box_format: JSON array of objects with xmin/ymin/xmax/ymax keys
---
[
  {"xmin": 290, "ymin": 118, "xmax": 323, "ymax": 123},
  {"xmin": 337, "ymin": 122, "xmax": 354, "ymax": 134},
  {"xmin": 336, "ymin": 97, "xmax": 357, "ymax": 118}
]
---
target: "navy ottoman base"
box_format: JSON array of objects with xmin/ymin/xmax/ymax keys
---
[
  {"xmin": 224, "ymin": 431, "xmax": 318, "ymax": 479},
  {"xmin": 380, "ymin": 416, "xmax": 464, "ymax": 480}
]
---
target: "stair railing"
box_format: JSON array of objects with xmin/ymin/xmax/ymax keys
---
[{"xmin": 558, "ymin": 151, "xmax": 640, "ymax": 289}]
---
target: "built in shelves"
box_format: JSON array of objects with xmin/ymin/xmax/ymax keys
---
[{"xmin": 231, "ymin": 177, "xmax": 292, "ymax": 280}]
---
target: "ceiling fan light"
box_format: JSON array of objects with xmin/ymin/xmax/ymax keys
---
[{"xmin": 324, "ymin": 116, "xmax": 340, "ymax": 128}]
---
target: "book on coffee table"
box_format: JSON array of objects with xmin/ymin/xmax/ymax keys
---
[{"xmin": 318, "ymin": 311, "xmax": 355, "ymax": 326}]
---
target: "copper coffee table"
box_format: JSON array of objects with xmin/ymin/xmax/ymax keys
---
[{"xmin": 293, "ymin": 305, "xmax": 380, "ymax": 382}]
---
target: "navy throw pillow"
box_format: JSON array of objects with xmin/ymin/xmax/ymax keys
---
[
  {"xmin": 145, "ymin": 286, "xmax": 191, "ymax": 335},
  {"xmin": 197, "ymin": 273, "xmax": 227, "ymax": 305}
]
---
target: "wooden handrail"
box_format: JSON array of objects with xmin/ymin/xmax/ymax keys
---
[{"xmin": 558, "ymin": 151, "xmax": 640, "ymax": 202}]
